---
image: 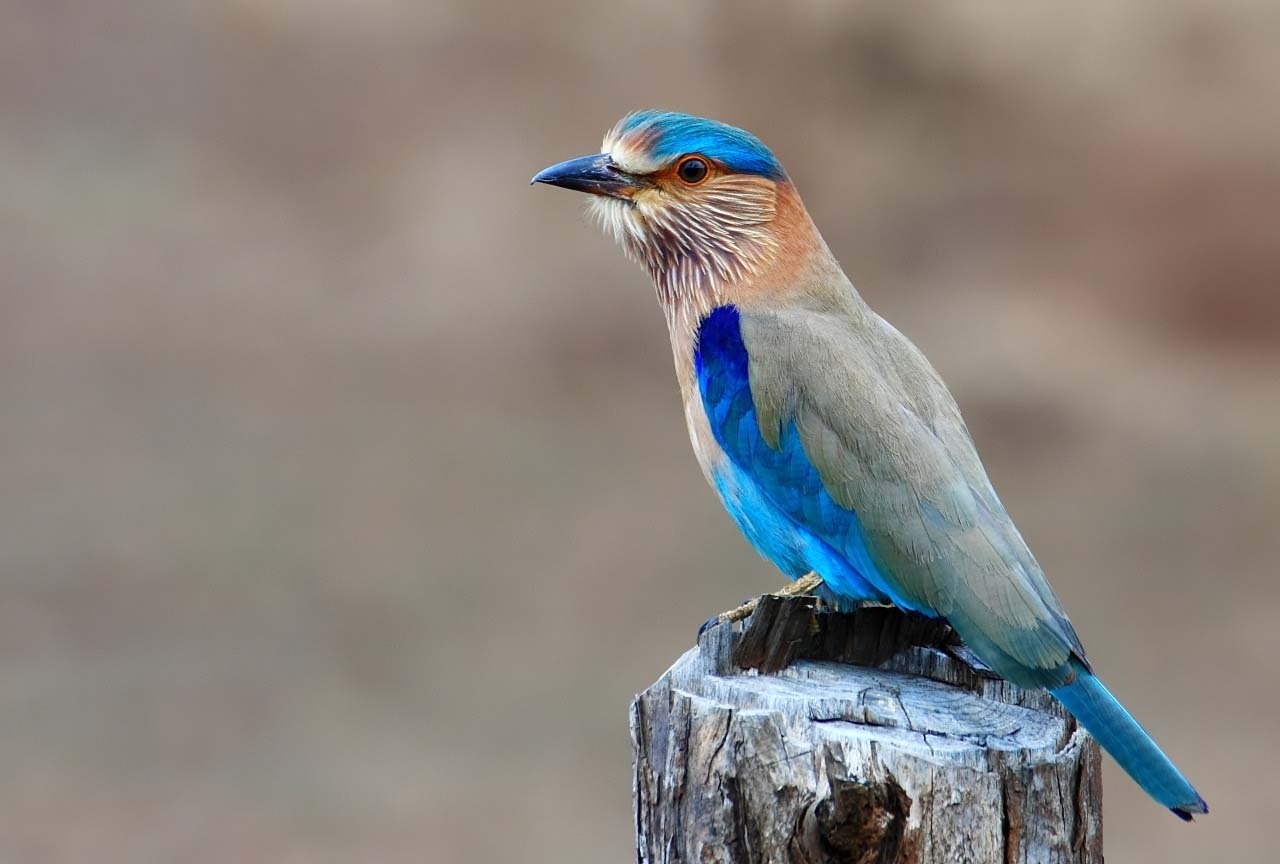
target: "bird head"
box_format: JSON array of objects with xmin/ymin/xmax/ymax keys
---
[{"xmin": 534, "ymin": 111, "xmax": 814, "ymax": 308}]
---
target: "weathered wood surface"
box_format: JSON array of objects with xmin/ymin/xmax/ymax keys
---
[{"xmin": 631, "ymin": 596, "xmax": 1103, "ymax": 863}]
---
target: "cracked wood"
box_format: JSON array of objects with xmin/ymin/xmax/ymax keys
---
[{"xmin": 631, "ymin": 596, "xmax": 1103, "ymax": 863}]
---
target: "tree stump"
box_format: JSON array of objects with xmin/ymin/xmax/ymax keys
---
[{"xmin": 630, "ymin": 596, "xmax": 1103, "ymax": 863}]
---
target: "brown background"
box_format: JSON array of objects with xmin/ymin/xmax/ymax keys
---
[{"xmin": 3, "ymin": 1, "xmax": 1278, "ymax": 861}]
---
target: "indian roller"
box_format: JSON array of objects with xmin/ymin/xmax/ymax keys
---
[{"xmin": 532, "ymin": 110, "xmax": 1207, "ymax": 820}]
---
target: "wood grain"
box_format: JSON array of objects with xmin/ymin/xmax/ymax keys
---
[{"xmin": 632, "ymin": 597, "xmax": 1102, "ymax": 863}]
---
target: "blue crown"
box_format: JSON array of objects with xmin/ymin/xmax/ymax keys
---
[{"xmin": 616, "ymin": 111, "xmax": 785, "ymax": 179}]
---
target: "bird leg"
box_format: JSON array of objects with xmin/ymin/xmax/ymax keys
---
[{"xmin": 715, "ymin": 572, "xmax": 825, "ymax": 625}]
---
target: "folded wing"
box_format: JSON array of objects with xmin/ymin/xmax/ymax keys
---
[{"xmin": 697, "ymin": 303, "xmax": 1086, "ymax": 687}]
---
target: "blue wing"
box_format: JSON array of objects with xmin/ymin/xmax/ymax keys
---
[{"xmin": 695, "ymin": 304, "xmax": 925, "ymax": 612}]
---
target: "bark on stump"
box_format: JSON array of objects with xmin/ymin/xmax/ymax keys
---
[{"xmin": 630, "ymin": 596, "xmax": 1103, "ymax": 863}]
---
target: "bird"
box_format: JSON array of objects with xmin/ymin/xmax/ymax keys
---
[{"xmin": 532, "ymin": 110, "xmax": 1207, "ymax": 821}]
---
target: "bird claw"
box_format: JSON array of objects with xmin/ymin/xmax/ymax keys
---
[
  {"xmin": 696, "ymin": 597, "xmax": 759, "ymax": 639},
  {"xmin": 696, "ymin": 613, "xmax": 725, "ymax": 639},
  {"xmin": 697, "ymin": 573, "xmax": 825, "ymax": 638}
]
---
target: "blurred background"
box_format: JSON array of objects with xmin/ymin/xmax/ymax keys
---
[{"xmin": 3, "ymin": 1, "xmax": 1278, "ymax": 860}]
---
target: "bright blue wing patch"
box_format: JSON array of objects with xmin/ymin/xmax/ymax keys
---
[{"xmin": 695, "ymin": 305, "xmax": 923, "ymax": 610}]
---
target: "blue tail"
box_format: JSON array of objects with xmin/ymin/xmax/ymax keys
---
[{"xmin": 1052, "ymin": 662, "xmax": 1207, "ymax": 820}]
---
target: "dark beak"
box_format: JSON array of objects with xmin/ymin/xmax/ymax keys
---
[{"xmin": 531, "ymin": 153, "xmax": 646, "ymax": 200}]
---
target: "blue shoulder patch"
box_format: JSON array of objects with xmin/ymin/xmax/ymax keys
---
[
  {"xmin": 694, "ymin": 306, "xmax": 921, "ymax": 610},
  {"xmin": 618, "ymin": 111, "xmax": 785, "ymax": 179}
]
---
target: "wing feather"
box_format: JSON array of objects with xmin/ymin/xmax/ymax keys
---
[{"xmin": 734, "ymin": 306, "xmax": 1086, "ymax": 682}]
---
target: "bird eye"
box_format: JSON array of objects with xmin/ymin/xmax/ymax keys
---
[{"xmin": 676, "ymin": 156, "xmax": 709, "ymax": 185}]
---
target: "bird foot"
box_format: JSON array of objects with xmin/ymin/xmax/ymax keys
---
[{"xmin": 700, "ymin": 573, "xmax": 825, "ymax": 636}]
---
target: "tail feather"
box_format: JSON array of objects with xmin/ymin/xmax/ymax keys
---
[{"xmin": 1051, "ymin": 663, "xmax": 1207, "ymax": 820}]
